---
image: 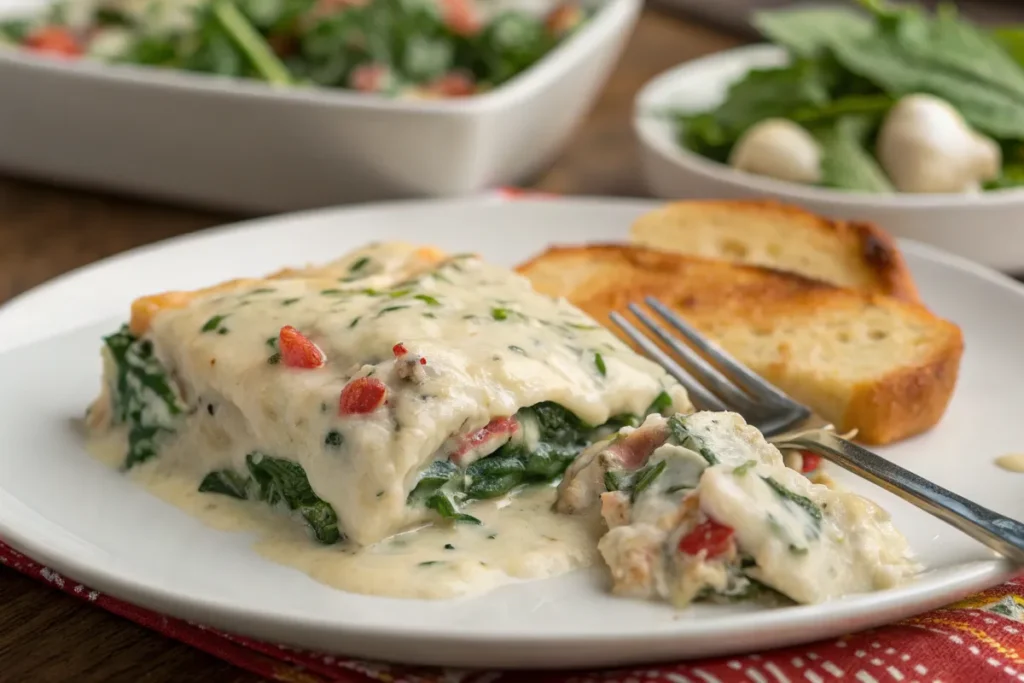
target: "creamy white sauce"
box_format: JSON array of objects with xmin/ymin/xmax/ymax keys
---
[
  {"xmin": 90, "ymin": 428, "xmax": 602, "ymax": 599},
  {"xmin": 117, "ymin": 244, "xmax": 682, "ymax": 546},
  {"xmin": 995, "ymin": 453, "xmax": 1024, "ymax": 473},
  {"xmin": 88, "ymin": 243, "xmax": 679, "ymax": 599}
]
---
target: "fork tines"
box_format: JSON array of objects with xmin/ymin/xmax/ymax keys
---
[{"xmin": 611, "ymin": 296, "xmax": 802, "ymax": 419}]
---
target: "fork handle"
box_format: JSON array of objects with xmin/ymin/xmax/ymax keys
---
[{"xmin": 777, "ymin": 431, "xmax": 1024, "ymax": 565}]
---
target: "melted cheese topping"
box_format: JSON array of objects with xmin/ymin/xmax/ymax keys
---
[{"xmin": 89, "ymin": 242, "xmax": 689, "ymax": 599}]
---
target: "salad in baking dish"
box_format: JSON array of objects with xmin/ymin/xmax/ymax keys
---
[{"xmin": 0, "ymin": 0, "xmax": 586, "ymax": 97}]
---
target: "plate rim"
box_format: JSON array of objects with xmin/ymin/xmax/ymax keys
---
[{"xmin": 0, "ymin": 195, "xmax": 1022, "ymax": 665}]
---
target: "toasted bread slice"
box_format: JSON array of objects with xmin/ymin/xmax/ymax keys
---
[
  {"xmin": 517, "ymin": 245, "xmax": 962, "ymax": 445},
  {"xmin": 629, "ymin": 200, "xmax": 921, "ymax": 303}
]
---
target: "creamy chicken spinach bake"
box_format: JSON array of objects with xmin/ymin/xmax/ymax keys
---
[
  {"xmin": 87, "ymin": 242, "xmax": 690, "ymax": 547},
  {"xmin": 86, "ymin": 240, "xmax": 916, "ymax": 605},
  {"xmin": 556, "ymin": 411, "xmax": 918, "ymax": 606}
]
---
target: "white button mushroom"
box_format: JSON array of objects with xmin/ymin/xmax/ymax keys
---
[
  {"xmin": 728, "ymin": 118, "xmax": 823, "ymax": 185},
  {"xmin": 876, "ymin": 93, "xmax": 1001, "ymax": 193}
]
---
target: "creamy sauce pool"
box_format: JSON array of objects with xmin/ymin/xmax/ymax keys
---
[{"xmin": 89, "ymin": 429, "xmax": 603, "ymax": 599}]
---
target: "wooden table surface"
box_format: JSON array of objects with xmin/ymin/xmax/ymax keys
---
[{"xmin": 0, "ymin": 9, "xmax": 741, "ymax": 682}]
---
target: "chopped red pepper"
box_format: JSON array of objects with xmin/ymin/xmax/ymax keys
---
[
  {"xmin": 392, "ymin": 342, "xmax": 409, "ymax": 357},
  {"xmin": 800, "ymin": 450, "xmax": 822, "ymax": 473},
  {"xmin": 545, "ymin": 4, "xmax": 583, "ymax": 36},
  {"xmin": 279, "ymin": 326, "xmax": 325, "ymax": 369},
  {"xmin": 24, "ymin": 27, "xmax": 82, "ymax": 57},
  {"xmin": 439, "ymin": 0, "xmax": 481, "ymax": 36},
  {"xmin": 451, "ymin": 416, "xmax": 519, "ymax": 464},
  {"xmin": 419, "ymin": 357, "xmax": 427, "ymax": 365},
  {"xmin": 349, "ymin": 63, "xmax": 392, "ymax": 93},
  {"xmin": 423, "ymin": 71, "xmax": 476, "ymax": 97},
  {"xmin": 678, "ymin": 519, "xmax": 735, "ymax": 558},
  {"xmin": 339, "ymin": 377, "xmax": 388, "ymax": 415}
]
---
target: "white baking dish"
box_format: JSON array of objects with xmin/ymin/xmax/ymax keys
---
[{"xmin": 0, "ymin": 0, "xmax": 639, "ymax": 212}]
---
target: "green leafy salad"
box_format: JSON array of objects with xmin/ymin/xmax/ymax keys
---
[
  {"xmin": 0, "ymin": 0, "xmax": 586, "ymax": 97},
  {"xmin": 672, "ymin": 0, "xmax": 1024, "ymax": 194}
]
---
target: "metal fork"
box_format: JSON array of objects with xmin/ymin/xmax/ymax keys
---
[{"xmin": 612, "ymin": 296, "xmax": 1024, "ymax": 565}]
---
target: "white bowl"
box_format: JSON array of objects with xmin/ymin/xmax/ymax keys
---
[
  {"xmin": 634, "ymin": 44, "xmax": 1024, "ymax": 272},
  {"xmin": 0, "ymin": 0, "xmax": 640, "ymax": 213}
]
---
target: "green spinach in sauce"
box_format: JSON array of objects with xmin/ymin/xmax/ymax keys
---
[
  {"xmin": 200, "ymin": 452, "xmax": 342, "ymax": 544},
  {"xmin": 102, "ymin": 326, "xmax": 186, "ymax": 468},
  {"xmin": 408, "ymin": 401, "xmax": 668, "ymax": 523}
]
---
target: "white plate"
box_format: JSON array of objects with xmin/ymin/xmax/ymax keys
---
[
  {"xmin": 0, "ymin": 0, "xmax": 638, "ymax": 212},
  {"xmin": 0, "ymin": 196, "xmax": 1020, "ymax": 669},
  {"xmin": 633, "ymin": 44, "xmax": 1024, "ymax": 272}
]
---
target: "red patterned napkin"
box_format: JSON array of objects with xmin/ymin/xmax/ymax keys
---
[
  {"xmin": 3, "ymin": 188, "xmax": 1024, "ymax": 683},
  {"xmin": 4, "ymin": 541, "xmax": 1024, "ymax": 683}
]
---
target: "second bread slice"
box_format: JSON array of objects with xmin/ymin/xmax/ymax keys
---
[{"xmin": 629, "ymin": 200, "xmax": 921, "ymax": 303}]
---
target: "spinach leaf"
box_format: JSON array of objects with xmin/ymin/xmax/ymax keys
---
[
  {"xmin": 676, "ymin": 59, "xmax": 837, "ymax": 161},
  {"xmin": 667, "ymin": 415, "xmax": 718, "ymax": 465},
  {"xmin": 602, "ymin": 413, "xmax": 642, "ymax": 432},
  {"xmin": 198, "ymin": 455, "xmax": 341, "ymax": 543},
  {"xmin": 199, "ymin": 470, "xmax": 250, "ymax": 499},
  {"xmin": 529, "ymin": 402, "xmax": 590, "ymax": 447},
  {"xmin": 829, "ymin": 29, "xmax": 1024, "ymax": 139},
  {"xmin": 425, "ymin": 492, "xmax": 481, "ymax": 525},
  {"xmin": 521, "ymin": 444, "xmax": 576, "ymax": 481},
  {"xmin": 789, "ymin": 93, "xmax": 894, "ymax": 127},
  {"xmin": 752, "ymin": 7, "xmax": 873, "ymax": 58},
  {"xmin": 877, "ymin": 3, "xmax": 1024, "ymax": 102},
  {"xmin": 993, "ymin": 26, "xmax": 1024, "ymax": 68},
  {"xmin": 0, "ymin": 18, "xmax": 30, "ymax": 43},
  {"xmin": 630, "ymin": 460, "xmax": 667, "ymax": 502},
  {"xmin": 464, "ymin": 454, "xmax": 525, "ymax": 499},
  {"xmin": 103, "ymin": 326, "xmax": 186, "ymax": 468},
  {"xmin": 816, "ymin": 115, "xmax": 894, "ymax": 192},
  {"xmin": 984, "ymin": 162, "xmax": 1024, "ymax": 190},
  {"xmin": 710, "ymin": 60, "xmax": 833, "ymax": 134},
  {"xmin": 604, "ymin": 460, "xmax": 667, "ymax": 502},
  {"xmin": 763, "ymin": 476, "xmax": 823, "ymax": 528},
  {"xmin": 647, "ymin": 391, "xmax": 674, "ymax": 415},
  {"xmin": 246, "ymin": 453, "xmax": 342, "ymax": 543},
  {"xmin": 407, "ymin": 459, "xmax": 459, "ymax": 502}
]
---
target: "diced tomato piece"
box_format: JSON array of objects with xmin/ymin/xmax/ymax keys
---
[
  {"xmin": 545, "ymin": 4, "xmax": 583, "ymax": 36},
  {"xmin": 451, "ymin": 416, "xmax": 519, "ymax": 464},
  {"xmin": 392, "ymin": 342, "xmax": 408, "ymax": 357},
  {"xmin": 24, "ymin": 27, "xmax": 82, "ymax": 57},
  {"xmin": 440, "ymin": 0, "xmax": 481, "ymax": 36},
  {"xmin": 349, "ymin": 63, "xmax": 391, "ymax": 93},
  {"xmin": 279, "ymin": 326, "xmax": 326, "ymax": 369},
  {"xmin": 419, "ymin": 357, "xmax": 427, "ymax": 365},
  {"xmin": 800, "ymin": 450, "xmax": 822, "ymax": 473},
  {"xmin": 339, "ymin": 377, "xmax": 388, "ymax": 415},
  {"xmin": 423, "ymin": 71, "xmax": 476, "ymax": 98},
  {"xmin": 678, "ymin": 519, "xmax": 735, "ymax": 558}
]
